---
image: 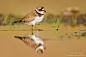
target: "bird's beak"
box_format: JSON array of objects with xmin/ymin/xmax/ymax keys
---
[{"xmin": 43, "ymin": 10, "xmax": 46, "ymax": 13}]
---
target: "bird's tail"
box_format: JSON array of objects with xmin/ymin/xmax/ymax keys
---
[
  {"xmin": 14, "ymin": 36, "xmax": 26, "ymax": 40},
  {"xmin": 14, "ymin": 19, "xmax": 22, "ymax": 23},
  {"xmin": 14, "ymin": 36, "xmax": 22, "ymax": 40}
]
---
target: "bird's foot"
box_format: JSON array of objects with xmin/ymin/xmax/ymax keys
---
[{"xmin": 38, "ymin": 29, "xmax": 43, "ymax": 31}]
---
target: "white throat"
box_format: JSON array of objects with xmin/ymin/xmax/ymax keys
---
[{"xmin": 35, "ymin": 9, "xmax": 44, "ymax": 14}]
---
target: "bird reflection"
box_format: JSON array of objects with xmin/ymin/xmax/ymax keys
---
[{"xmin": 14, "ymin": 30, "xmax": 46, "ymax": 53}]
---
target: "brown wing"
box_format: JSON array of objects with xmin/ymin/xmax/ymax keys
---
[{"xmin": 22, "ymin": 10, "xmax": 37, "ymax": 22}]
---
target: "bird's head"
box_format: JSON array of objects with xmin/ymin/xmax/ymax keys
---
[{"xmin": 35, "ymin": 6, "xmax": 46, "ymax": 14}]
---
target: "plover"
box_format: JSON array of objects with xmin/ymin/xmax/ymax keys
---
[
  {"xmin": 14, "ymin": 34, "xmax": 46, "ymax": 53},
  {"xmin": 14, "ymin": 6, "xmax": 46, "ymax": 30}
]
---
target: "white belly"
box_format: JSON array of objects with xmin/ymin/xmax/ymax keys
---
[
  {"xmin": 34, "ymin": 37, "xmax": 44, "ymax": 46},
  {"xmin": 25, "ymin": 15, "xmax": 44, "ymax": 25},
  {"xmin": 26, "ymin": 35, "xmax": 44, "ymax": 46}
]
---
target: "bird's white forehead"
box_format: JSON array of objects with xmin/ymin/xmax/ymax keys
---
[{"xmin": 42, "ymin": 8, "xmax": 45, "ymax": 10}]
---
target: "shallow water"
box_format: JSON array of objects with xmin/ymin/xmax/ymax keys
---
[{"xmin": 0, "ymin": 24, "xmax": 86, "ymax": 57}]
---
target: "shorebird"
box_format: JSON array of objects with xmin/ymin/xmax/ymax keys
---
[
  {"xmin": 14, "ymin": 6, "xmax": 46, "ymax": 30},
  {"xmin": 14, "ymin": 34, "xmax": 46, "ymax": 53}
]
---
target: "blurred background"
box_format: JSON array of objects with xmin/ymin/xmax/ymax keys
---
[
  {"xmin": 0, "ymin": 0, "xmax": 86, "ymax": 14},
  {"xmin": 0, "ymin": 0, "xmax": 86, "ymax": 26}
]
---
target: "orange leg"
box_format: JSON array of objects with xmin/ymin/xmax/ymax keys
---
[
  {"xmin": 31, "ymin": 25, "xmax": 33, "ymax": 34},
  {"xmin": 34, "ymin": 26, "xmax": 40, "ymax": 31},
  {"xmin": 31, "ymin": 30, "xmax": 33, "ymax": 35},
  {"xmin": 31, "ymin": 25, "xmax": 33, "ymax": 30}
]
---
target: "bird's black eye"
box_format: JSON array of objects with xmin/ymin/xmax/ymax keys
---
[
  {"xmin": 41, "ymin": 7, "xmax": 44, "ymax": 9},
  {"xmin": 39, "ymin": 7, "xmax": 44, "ymax": 11}
]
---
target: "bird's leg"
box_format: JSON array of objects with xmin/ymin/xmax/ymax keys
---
[
  {"xmin": 31, "ymin": 29, "xmax": 33, "ymax": 35},
  {"xmin": 31, "ymin": 25, "xmax": 33, "ymax": 34},
  {"xmin": 31, "ymin": 25, "xmax": 33, "ymax": 30},
  {"xmin": 31, "ymin": 31, "xmax": 33, "ymax": 35},
  {"xmin": 34, "ymin": 26, "xmax": 40, "ymax": 31}
]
